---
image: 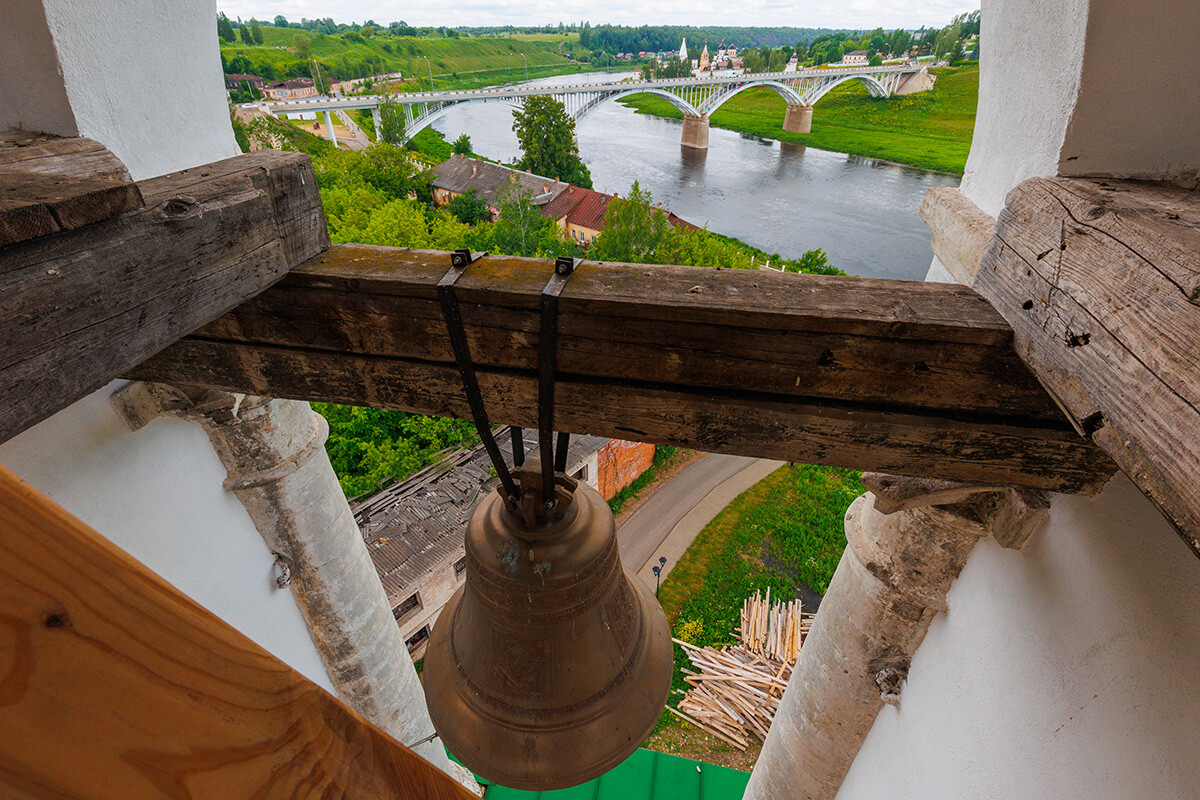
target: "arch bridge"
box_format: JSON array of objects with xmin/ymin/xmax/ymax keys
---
[{"xmin": 257, "ymin": 64, "xmax": 935, "ymax": 151}]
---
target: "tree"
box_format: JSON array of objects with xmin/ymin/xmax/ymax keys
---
[
  {"xmin": 250, "ymin": 22, "xmax": 264, "ymax": 44},
  {"xmin": 589, "ymin": 182, "xmax": 670, "ymax": 263},
  {"xmin": 217, "ymin": 12, "xmax": 235, "ymax": 43},
  {"xmin": 292, "ymin": 32, "xmax": 312, "ymax": 59},
  {"xmin": 273, "ymin": 15, "xmax": 288, "ymax": 27},
  {"xmin": 512, "ymin": 95, "xmax": 592, "ymax": 189},
  {"xmin": 446, "ymin": 188, "xmax": 492, "ymax": 225},
  {"xmin": 487, "ymin": 180, "xmax": 577, "ymax": 257},
  {"xmin": 239, "ymin": 25, "xmax": 253, "ymax": 45},
  {"xmin": 452, "ymin": 133, "xmax": 473, "ymax": 155},
  {"xmin": 377, "ymin": 97, "xmax": 405, "ymax": 145},
  {"xmin": 868, "ymin": 54, "xmax": 883, "ymax": 67}
]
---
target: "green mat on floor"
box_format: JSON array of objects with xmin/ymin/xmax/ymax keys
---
[{"xmin": 451, "ymin": 747, "xmax": 750, "ymax": 800}]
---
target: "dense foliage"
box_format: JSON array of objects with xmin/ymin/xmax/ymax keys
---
[{"xmin": 314, "ymin": 405, "xmax": 478, "ymax": 497}]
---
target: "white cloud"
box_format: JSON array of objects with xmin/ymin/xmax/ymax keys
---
[{"xmin": 219, "ymin": 0, "xmax": 978, "ymax": 29}]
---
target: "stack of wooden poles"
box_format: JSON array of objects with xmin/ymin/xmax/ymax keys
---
[{"xmin": 668, "ymin": 591, "xmax": 816, "ymax": 750}]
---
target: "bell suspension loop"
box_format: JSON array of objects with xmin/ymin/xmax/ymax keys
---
[
  {"xmin": 536, "ymin": 255, "xmax": 582, "ymax": 523},
  {"xmin": 437, "ymin": 250, "xmax": 520, "ymax": 506}
]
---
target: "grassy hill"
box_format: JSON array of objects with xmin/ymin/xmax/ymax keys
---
[
  {"xmin": 618, "ymin": 64, "xmax": 978, "ymax": 174},
  {"xmin": 222, "ymin": 28, "xmax": 592, "ymax": 89}
]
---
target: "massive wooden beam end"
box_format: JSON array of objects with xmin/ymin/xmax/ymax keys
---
[
  {"xmin": 131, "ymin": 245, "xmax": 1114, "ymax": 493},
  {"xmin": 975, "ymin": 177, "xmax": 1200, "ymax": 554},
  {"xmin": 0, "ymin": 464, "xmax": 476, "ymax": 800},
  {"xmin": 0, "ymin": 149, "xmax": 329, "ymax": 444},
  {"xmin": 0, "ymin": 130, "xmax": 143, "ymax": 246}
]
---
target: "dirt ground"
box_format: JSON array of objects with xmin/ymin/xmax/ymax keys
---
[{"xmin": 644, "ymin": 718, "xmax": 762, "ymax": 773}]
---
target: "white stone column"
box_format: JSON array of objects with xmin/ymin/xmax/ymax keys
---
[
  {"xmin": 112, "ymin": 384, "xmax": 457, "ymax": 776},
  {"xmin": 743, "ymin": 474, "xmax": 1047, "ymax": 800},
  {"xmin": 322, "ymin": 110, "xmax": 337, "ymax": 144}
]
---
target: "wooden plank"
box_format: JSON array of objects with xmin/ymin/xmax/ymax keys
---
[
  {"xmin": 0, "ymin": 149, "xmax": 328, "ymax": 444},
  {"xmin": 976, "ymin": 177, "xmax": 1200, "ymax": 553},
  {"xmin": 0, "ymin": 463, "xmax": 475, "ymax": 800},
  {"xmin": 129, "ymin": 246, "xmax": 1115, "ymax": 492},
  {"xmin": 0, "ymin": 131, "xmax": 144, "ymax": 247},
  {"xmin": 920, "ymin": 186, "xmax": 997, "ymax": 284}
]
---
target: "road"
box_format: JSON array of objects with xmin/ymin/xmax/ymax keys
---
[{"xmin": 616, "ymin": 454, "xmax": 784, "ymax": 584}]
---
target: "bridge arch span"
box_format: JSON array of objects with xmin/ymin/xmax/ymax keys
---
[
  {"xmin": 573, "ymin": 87, "xmax": 699, "ymax": 122},
  {"xmin": 704, "ymin": 80, "xmax": 803, "ymax": 116},
  {"xmin": 799, "ymin": 73, "xmax": 890, "ymax": 106}
]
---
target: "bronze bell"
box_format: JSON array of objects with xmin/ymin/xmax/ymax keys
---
[{"xmin": 423, "ymin": 462, "xmax": 672, "ymax": 790}]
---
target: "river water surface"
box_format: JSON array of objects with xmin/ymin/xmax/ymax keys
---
[{"xmin": 432, "ymin": 72, "xmax": 959, "ymax": 280}]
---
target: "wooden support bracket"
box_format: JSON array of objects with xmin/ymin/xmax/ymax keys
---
[
  {"xmin": 0, "ymin": 148, "xmax": 329, "ymax": 444},
  {"xmin": 0, "ymin": 463, "xmax": 475, "ymax": 799}
]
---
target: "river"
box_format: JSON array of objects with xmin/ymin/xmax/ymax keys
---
[{"xmin": 431, "ymin": 71, "xmax": 960, "ymax": 281}]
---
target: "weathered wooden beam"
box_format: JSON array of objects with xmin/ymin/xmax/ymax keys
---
[
  {"xmin": 0, "ymin": 130, "xmax": 144, "ymax": 247},
  {"xmin": 0, "ymin": 149, "xmax": 329, "ymax": 444},
  {"xmin": 130, "ymin": 245, "xmax": 1115, "ymax": 492},
  {"xmin": 975, "ymin": 177, "xmax": 1200, "ymax": 554},
  {"xmin": 921, "ymin": 186, "xmax": 996, "ymax": 284},
  {"xmin": 0, "ymin": 463, "xmax": 476, "ymax": 800}
]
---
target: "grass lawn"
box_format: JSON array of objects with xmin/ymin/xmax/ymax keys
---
[
  {"xmin": 618, "ymin": 64, "xmax": 978, "ymax": 174},
  {"xmin": 643, "ymin": 463, "xmax": 863, "ymax": 763}
]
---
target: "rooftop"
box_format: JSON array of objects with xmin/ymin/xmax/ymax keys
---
[
  {"xmin": 353, "ymin": 428, "xmax": 610, "ymax": 605},
  {"xmin": 433, "ymin": 154, "xmax": 570, "ymax": 208}
]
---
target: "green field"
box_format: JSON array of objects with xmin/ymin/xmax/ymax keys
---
[
  {"xmin": 222, "ymin": 28, "xmax": 587, "ymax": 88},
  {"xmin": 618, "ymin": 64, "xmax": 978, "ymax": 174}
]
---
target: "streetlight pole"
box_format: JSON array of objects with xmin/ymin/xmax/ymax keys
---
[
  {"xmin": 522, "ymin": 53, "xmax": 528, "ymax": 82},
  {"xmin": 422, "ymin": 56, "xmax": 434, "ymax": 92},
  {"xmin": 652, "ymin": 556, "xmax": 667, "ymax": 597}
]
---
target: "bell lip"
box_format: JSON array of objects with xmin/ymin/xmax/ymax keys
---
[{"xmin": 424, "ymin": 577, "xmax": 672, "ymax": 792}]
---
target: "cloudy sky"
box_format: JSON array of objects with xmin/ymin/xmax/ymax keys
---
[{"xmin": 219, "ymin": 1, "xmax": 978, "ymax": 30}]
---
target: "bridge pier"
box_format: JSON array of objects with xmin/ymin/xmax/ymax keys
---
[
  {"xmin": 371, "ymin": 108, "xmax": 382, "ymax": 141},
  {"xmin": 681, "ymin": 114, "xmax": 709, "ymax": 150},
  {"xmin": 322, "ymin": 110, "xmax": 337, "ymax": 145},
  {"xmin": 783, "ymin": 103, "xmax": 814, "ymax": 134}
]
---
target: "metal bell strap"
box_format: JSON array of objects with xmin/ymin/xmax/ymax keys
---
[
  {"xmin": 537, "ymin": 256, "xmax": 582, "ymax": 521},
  {"xmin": 436, "ymin": 250, "xmax": 519, "ymax": 505}
]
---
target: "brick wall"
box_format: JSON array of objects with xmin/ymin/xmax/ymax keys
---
[{"xmin": 596, "ymin": 440, "xmax": 656, "ymax": 500}]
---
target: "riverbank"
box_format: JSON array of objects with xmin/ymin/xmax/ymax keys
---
[{"xmin": 617, "ymin": 64, "xmax": 978, "ymax": 175}]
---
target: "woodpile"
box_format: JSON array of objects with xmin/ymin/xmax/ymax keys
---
[
  {"xmin": 738, "ymin": 589, "xmax": 811, "ymax": 664},
  {"xmin": 669, "ymin": 591, "xmax": 816, "ymax": 750}
]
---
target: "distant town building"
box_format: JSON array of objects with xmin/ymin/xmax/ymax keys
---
[
  {"xmin": 541, "ymin": 185, "xmax": 700, "ymax": 247},
  {"xmin": 679, "ymin": 38, "xmax": 688, "ymax": 63},
  {"xmin": 843, "ymin": 50, "xmax": 869, "ymax": 65},
  {"xmin": 224, "ymin": 73, "xmax": 264, "ymax": 91},
  {"xmin": 699, "ymin": 44, "xmax": 710, "ymax": 71},
  {"xmin": 784, "ymin": 54, "xmax": 799, "ymax": 73},
  {"xmin": 432, "ymin": 155, "xmax": 700, "ymax": 242},
  {"xmin": 431, "ymin": 154, "xmax": 570, "ymax": 219},
  {"xmin": 354, "ymin": 430, "xmax": 656, "ymax": 658},
  {"xmin": 261, "ymin": 78, "xmax": 317, "ymax": 99}
]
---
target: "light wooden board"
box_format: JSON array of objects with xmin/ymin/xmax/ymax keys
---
[
  {"xmin": 0, "ymin": 463, "xmax": 476, "ymax": 800},
  {"xmin": 976, "ymin": 177, "xmax": 1200, "ymax": 553},
  {"xmin": 129, "ymin": 245, "xmax": 1114, "ymax": 492},
  {"xmin": 0, "ymin": 149, "xmax": 328, "ymax": 443}
]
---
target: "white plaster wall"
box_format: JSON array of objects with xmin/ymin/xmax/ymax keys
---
[
  {"xmin": 891, "ymin": 3, "xmax": 1200, "ymax": 796},
  {"xmin": 0, "ymin": 384, "xmax": 335, "ymax": 691},
  {"xmin": 21, "ymin": 0, "xmax": 239, "ymax": 179},
  {"xmin": 956, "ymin": 0, "xmax": 1091, "ymax": 217},
  {"xmin": 1058, "ymin": 1, "xmax": 1200, "ymax": 182},
  {"xmin": 0, "ymin": 1, "xmax": 333, "ymax": 692},
  {"xmin": 836, "ymin": 475, "xmax": 1200, "ymax": 799}
]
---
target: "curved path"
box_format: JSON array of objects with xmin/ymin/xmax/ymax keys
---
[{"xmin": 616, "ymin": 454, "xmax": 785, "ymax": 590}]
